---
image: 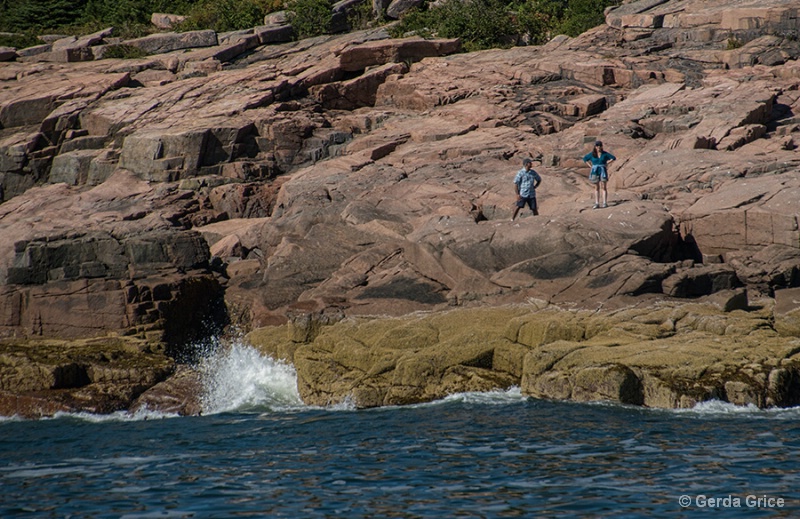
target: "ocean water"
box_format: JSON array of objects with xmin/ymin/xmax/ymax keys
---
[{"xmin": 1, "ymin": 343, "xmax": 799, "ymax": 518}]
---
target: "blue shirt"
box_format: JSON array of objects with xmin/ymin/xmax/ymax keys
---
[
  {"xmin": 514, "ymin": 168, "xmax": 542, "ymax": 198},
  {"xmin": 583, "ymin": 151, "xmax": 616, "ymax": 166}
]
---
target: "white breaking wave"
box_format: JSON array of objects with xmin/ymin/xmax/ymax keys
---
[
  {"xmin": 54, "ymin": 409, "xmax": 181, "ymax": 422},
  {"xmin": 441, "ymin": 386, "xmax": 526, "ymax": 405},
  {"xmin": 404, "ymin": 386, "xmax": 527, "ymax": 409},
  {"xmin": 674, "ymin": 399, "xmax": 800, "ymax": 418},
  {"xmin": 10, "ymin": 408, "xmax": 182, "ymax": 423},
  {"xmin": 688, "ymin": 400, "xmax": 762, "ymax": 414},
  {"xmin": 198, "ymin": 341, "xmax": 304, "ymax": 414}
]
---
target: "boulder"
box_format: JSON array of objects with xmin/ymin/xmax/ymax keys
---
[
  {"xmin": 679, "ymin": 175, "xmax": 800, "ymax": 255},
  {"xmin": 130, "ymin": 364, "xmax": 202, "ymax": 415},
  {"xmin": 123, "ymin": 30, "xmax": 218, "ymax": 55},
  {"xmin": 385, "ymin": 0, "xmax": 424, "ymax": 19},
  {"xmin": 310, "ymin": 62, "xmax": 408, "ymax": 109},
  {"xmin": 60, "ymin": 27, "xmax": 113, "ymax": 50},
  {"xmin": 174, "ymin": 34, "xmax": 261, "ymax": 66},
  {"xmin": 264, "ymin": 11, "xmax": 290, "ymax": 26},
  {"xmin": 151, "ymin": 13, "xmax": 187, "ymax": 30},
  {"xmin": 0, "ymin": 47, "xmax": 16, "ymax": 62},
  {"xmin": 774, "ymin": 287, "xmax": 800, "ymax": 337},
  {"xmin": 337, "ymin": 37, "xmax": 461, "ymax": 72},
  {"xmin": 605, "ymin": 0, "xmax": 672, "ymax": 29},
  {"xmin": 16, "ymin": 44, "xmax": 51, "ymax": 58},
  {"xmin": 0, "ymin": 172, "xmax": 228, "ymax": 348},
  {"xmin": 48, "ymin": 149, "xmax": 101, "ymax": 185},
  {"xmin": 661, "ymin": 265, "xmax": 741, "ymax": 298},
  {"xmin": 254, "ymin": 24, "xmax": 294, "ymax": 45}
]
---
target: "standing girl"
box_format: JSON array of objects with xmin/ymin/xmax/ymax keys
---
[{"xmin": 583, "ymin": 141, "xmax": 616, "ymax": 209}]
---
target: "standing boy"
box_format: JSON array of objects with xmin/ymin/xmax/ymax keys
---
[{"xmin": 512, "ymin": 158, "xmax": 542, "ymax": 221}]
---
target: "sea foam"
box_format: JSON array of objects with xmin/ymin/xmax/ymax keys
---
[{"xmin": 198, "ymin": 340, "xmax": 304, "ymax": 414}]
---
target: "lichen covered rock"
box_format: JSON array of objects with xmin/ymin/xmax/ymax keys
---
[{"xmin": 247, "ymin": 298, "xmax": 800, "ymax": 409}]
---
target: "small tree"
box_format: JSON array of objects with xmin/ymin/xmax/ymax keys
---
[
  {"xmin": 391, "ymin": 0, "xmax": 518, "ymax": 52},
  {"xmin": 515, "ymin": 0, "xmax": 566, "ymax": 44},
  {"xmin": 2, "ymin": 0, "xmax": 87, "ymax": 31},
  {"xmin": 179, "ymin": 0, "xmax": 272, "ymax": 33},
  {"xmin": 558, "ymin": 0, "xmax": 617, "ymax": 37},
  {"xmin": 436, "ymin": 0, "xmax": 518, "ymax": 50},
  {"xmin": 288, "ymin": 0, "xmax": 332, "ymax": 39}
]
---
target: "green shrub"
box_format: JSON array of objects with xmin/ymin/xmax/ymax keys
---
[
  {"xmin": 514, "ymin": 0, "xmax": 565, "ymax": 44},
  {"xmin": 0, "ymin": 0, "xmax": 620, "ymax": 52},
  {"xmin": 101, "ymin": 43, "xmax": 150, "ymax": 59},
  {"xmin": 726, "ymin": 37, "xmax": 743, "ymax": 50},
  {"xmin": 392, "ymin": 0, "xmax": 619, "ymax": 50},
  {"xmin": 388, "ymin": 7, "xmax": 435, "ymax": 39},
  {"xmin": 287, "ymin": 0, "xmax": 332, "ymax": 39},
  {"xmin": 0, "ymin": 31, "xmax": 41, "ymax": 49},
  {"xmin": 391, "ymin": 0, "xmax": 518, "ymax": 51},
  {"xmin": 347, "ymin": 0, "xmax": 376, "ymax": 32},
  {"xmin": 557, "ymin": 0, "xmax": 612, "ymax": 37},
  {"xmin": 0, "ymin": 0, "xmax": 87, "ymax": 32},
  {"xmin": 436, "ymin": 0, "xmax": 518, "ymax": 50},
  {"xmin": 179, "ymin": 0, "xmax": 272, "ymax": 33}
]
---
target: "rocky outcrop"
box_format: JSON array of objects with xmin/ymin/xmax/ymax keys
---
[
  {"xmin": 1, "ymin": 0, "xmax": 800, "ymax": 415},
  {"xmin": 0, "ymin": 336, "xmax": 174, "ymax": 418},
  {"xmin": 246, "ymin": 296, "xmax": 800, "ymax": 409},
  {"xmin": 151, "ymin": 13, "xmax": 187, "ymax": 30},
  {"xmin": 0, "ymin": 171, "xmax": 228, "ymax": 353}
]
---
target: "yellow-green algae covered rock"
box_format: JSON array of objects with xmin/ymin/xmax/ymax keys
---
[
  {"xmin": 0, "ymin": 336, "xmax": 174, "ymax": 417},
  {"xmin": 245, "ymin": 299, "xmax": 800, "ymax": 409}
]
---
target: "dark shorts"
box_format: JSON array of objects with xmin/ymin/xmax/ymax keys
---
[{"xmin": 516, "ymin": 197, "xmax": 537, "ymax": 211}]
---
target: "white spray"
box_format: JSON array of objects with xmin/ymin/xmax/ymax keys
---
[{"xmin": 198, "ymin": 339, "xmax": 304, "ymax": 415}]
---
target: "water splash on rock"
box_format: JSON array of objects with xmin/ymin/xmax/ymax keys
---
[{"xmin": 198, "ymin": 340, "xmax": 304, "ymax": 414}]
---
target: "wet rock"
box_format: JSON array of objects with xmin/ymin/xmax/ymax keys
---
[
  {"xmin": 248, "ymin": 299, "xmax": 800, "ymax": 409},
  {"xmin": 0, "ymin": 337, "xmax": 173, "ymax": 417},
  {"xmin": 130, "ymin": 364, "xmax": 202, "ymax": 416}
]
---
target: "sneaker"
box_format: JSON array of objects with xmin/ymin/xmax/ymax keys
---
[
  {"xmin": 592, "ymin": 203, "xmax": 599, "ymax": 209},
  {"xmin": 601, "ymin": 203, "xmax": 608, "ymax": 208}
]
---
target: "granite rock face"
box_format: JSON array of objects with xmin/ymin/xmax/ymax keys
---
[
  {"xmin": 0, "ymin": 171, "xmax": 228, "ymax": 353},
  {"xmin": 246, "ymin": 298, "xmax": 800, "ymax": 409},
  {"xmin": 2, "ymin": 0, "xmax": 800, "ymax": 414}
]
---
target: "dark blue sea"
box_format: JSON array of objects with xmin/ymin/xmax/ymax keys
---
[{"xmin": 2, "ymin": 343, "xmax": 798, "ymax": 518}]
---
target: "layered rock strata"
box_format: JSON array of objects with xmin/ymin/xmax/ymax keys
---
[{"xmin": 1, "ymin": 0, "xmax": 800, "ymax": 415}]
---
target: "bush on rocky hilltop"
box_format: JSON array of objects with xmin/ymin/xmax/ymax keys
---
[
  {"xmin": 0, "ymin": 0, "xmax": 87, "ymax": 31},
  {"xmin": 178, "ymin": 0, "xmax": 283, "ymax": 32},
  {"xmin": 286, "ymin": 0, "xmax": 334, "ymax": 38},
  {"xmin": 0, "ymin": 0, "xmax": 618, "ymax": 51},
  {"xmin": 392, "ymin": 0, "xmax": 620, "ymax": 50},
  {"xmin": 0, "ymin": 30, "xmax": 40, "ymax": 49},
  {"xmin": 0, "ymin": 0, "xmax": 275, "ymax": 35}
]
